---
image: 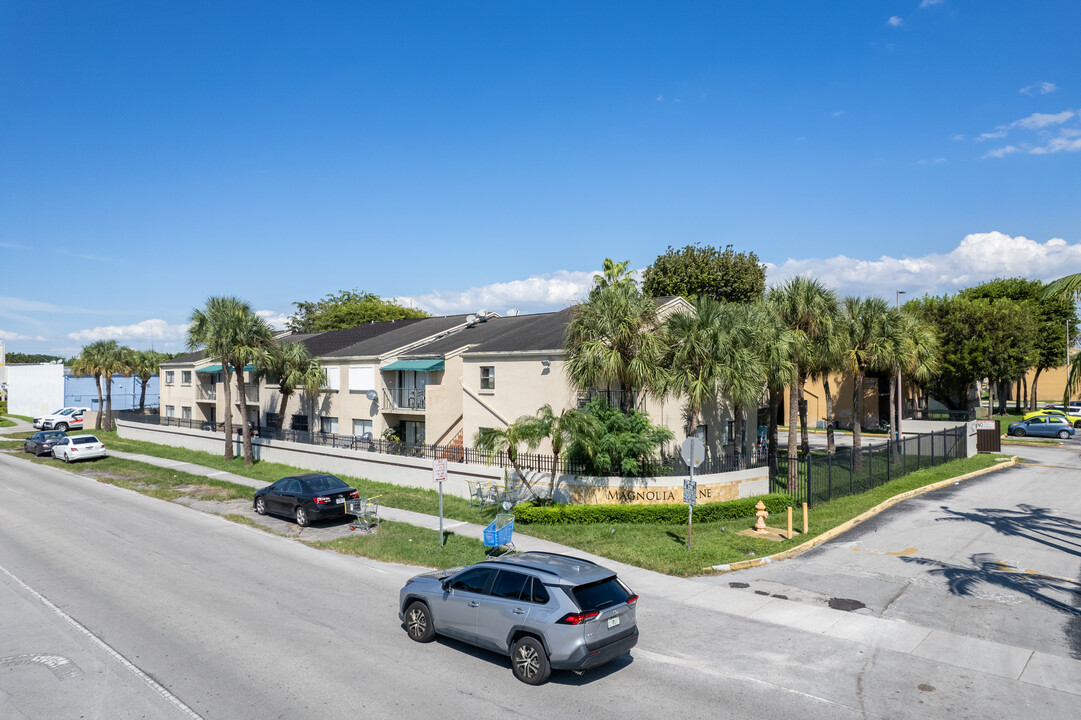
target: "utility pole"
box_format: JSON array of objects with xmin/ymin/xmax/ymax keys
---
[{"xmin": 896, "ymin": 290, "xmax": 905, "ymax": 439}]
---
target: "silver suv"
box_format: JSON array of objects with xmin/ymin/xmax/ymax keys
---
[{"xmin": 398, "ymin": 552, "xmax": 639, "ymax": 684}]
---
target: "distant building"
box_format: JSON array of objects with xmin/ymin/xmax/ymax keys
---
[{"xmin": 5, "ymin": 362, "xmax": 159, "ymax": 417}]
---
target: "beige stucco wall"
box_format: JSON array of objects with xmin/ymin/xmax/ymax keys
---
[{"xmin": 424, "ymin": 355, "xmax": 465, "ymax": 445}]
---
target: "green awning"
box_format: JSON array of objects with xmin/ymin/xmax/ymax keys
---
[
  {"xmin": 381, "ymin": 359, "xmax": 445, "ymax": 372},
  {"xmin": 196, "ymin": 364, "xmax": 256, "ymax": 374}
]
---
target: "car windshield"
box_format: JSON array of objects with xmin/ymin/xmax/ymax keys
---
[
  {"xmin": 44, "ymin": 431, "xmax": 65, "ymax": 439},
  {"xmin": 73, "ymin": 436, "xmax": 99, "ymax": 445},
  {"xmin": 570, "ymin": 576, "xmax": 633, "ymax": 612},
  {"xmin": 303, "ymin": 475, "xmax": 348, "ymax": 492},
  {"xmin": 50, "ymin": 408, "xmax": 65, "ymax": 415}
]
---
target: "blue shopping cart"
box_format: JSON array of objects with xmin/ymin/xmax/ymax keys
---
[{"xmin": 483, "ymin": 513, "xmax": 515, "ymax": 556}]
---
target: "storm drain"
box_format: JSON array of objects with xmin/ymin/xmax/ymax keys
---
[{"xmin": 828, "ymin": 597, "xmax": 866, "ymax": 612}]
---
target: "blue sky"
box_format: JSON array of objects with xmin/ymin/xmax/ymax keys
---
[{"xmin": 2, "ymin": 1, "xmax": 1079, "ymax": 356}]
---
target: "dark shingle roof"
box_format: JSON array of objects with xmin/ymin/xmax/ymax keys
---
[
  {"xmin": 160, "ymin": 350, "xmax": 206, "ymax": 366},
  {"xmin": 285, "ymin": 318, "xmax": 426, "ymax": 357},
  {"xmin": 322, "ymin": 315, "xmax": 472, "ymax": 358},
  {"xmin": 395, "ymin": 308, "xmax": 574, "ymax": 358}
]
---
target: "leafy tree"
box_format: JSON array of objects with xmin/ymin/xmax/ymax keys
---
[
  {"xmin": 474, "ymin": 415, "xmax": 551, "ymax": 502},
  {"xmin": 4, "ymin": 353, "xmax": 65, "ymax": 364},
  {"xmin": 911, "ymin": 296, "xmax": 996, "ymax": 411},
  {"xmin": 962, "ymin": 278, "xmax": 1076, "ymax": 409},
  {"xmin": 564, "ymin": 397, "xmax": 675, "ymax": 476},
  {"xmin": 643, "ymin": 244, "xmax": 766, "ymax": 303},
  {"xmin": 565, "ymin": 258, "xmax": 666, "ymax": 413},
  {"xmin": 768, "ymin": 277, "xmax": 839, "ymax": 489},
  {"xmin": 287, "ymin": 289, "xmax": 429, "ymax": 333}
]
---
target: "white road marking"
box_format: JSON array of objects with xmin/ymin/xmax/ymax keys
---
[{"xmin": 0, "ymin": 563, "xmax": 205, "ymax": 720}]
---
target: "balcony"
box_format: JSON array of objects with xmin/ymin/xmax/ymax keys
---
[
  {"xmin": 383, "ymin": 387, "xmax": 426, "ymax": 412},
  {"xmin": 196, "ymin": 386, "xmax": 217, "ymax": 402}
]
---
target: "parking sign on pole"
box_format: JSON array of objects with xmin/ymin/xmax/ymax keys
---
[{"xmin": 433, "ymin": 458, "xmax": 447, "ymax": 546}]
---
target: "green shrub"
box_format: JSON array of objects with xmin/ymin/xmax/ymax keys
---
[
  {"xmin": 514, "ymin": 493, "xmax": 794, "ymax": 525},
  {"xmin": 0, "ymin": 400, "xmax": 7, "ymax": 415}
]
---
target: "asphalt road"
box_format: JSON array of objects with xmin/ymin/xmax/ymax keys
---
[
  {"xmin": 2, "ymin": 450, "xmax": 1079, "ymax": 719},
  {"xmin": 699, "ymin": 444, "xmax": 1081, "ymax": 661}
]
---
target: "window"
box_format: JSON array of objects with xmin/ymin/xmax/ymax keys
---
[
  {"xmin": 353, "ymin": 419, "xmax": 373, "ymax": 437},
  {"xmin": 490, "ymin": 571, "xmax": 529, "ymax": 600},
  {"xmin": 166, "ymin": 405, "xmax": 175, "ymax": 418},
  {"xmin": 450, "ymin": 568, "xmax": 494, "ymax": 594},
  {"xmin": 181, "ymin": 371, "xmax": 192, "ymax": 385},
  {"xmin": 321, "ymin": 416, "xmax": 338, "ymax": 434},
  {"xmin": 291, "ymin": 415, "xmax": 309, "ymax": 431},
  {"xmin": 266, "ymin": 412, "xmax": 280, "ymax": 429},
  {"xmin": 165, "ymin": 371, "xmax": 175, "ymax": 385},
  {"xmin": 324, "ymin": 366, "xmax": 340, "ymax": 392},
  {"xmin": 181, "ymin": 407, "xmax": 192, "ymax": 420},
  {"xmin": 480, "ymin": 366, "xmax": 495, "ymax": 391},
  {"xmin": 524, "ymin": 577, "xmax": 550, "ymax": 604},
  {"xmin": 349, "ymin": 365, "xmax": 375, "ymax": 392}
]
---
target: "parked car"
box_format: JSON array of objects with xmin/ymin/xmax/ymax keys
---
[
  {"xmin": 253, "ymin": 473, "xmax": 359, "ymax": 527},
  {"xmin": 33, "ymin": 406, "xmax": 90, "ymax": 431},
  {"xmin": 24, "ymin": 430, "xmax": 67, "ymax": 456},
  {"xmin": 1008, "ymin": 416, "xmax": 1075, "ymax": 439},
  {"xmin": 398, "ymin": 551, "xmax": 639, "ymax": 685},
  {"xmin": 51, "ymin": 435, "xmax": 107, "ymax": 462},
  {"xmin": 1022, "ymin": 408, "xmax": 1081, "ymax": 428}
]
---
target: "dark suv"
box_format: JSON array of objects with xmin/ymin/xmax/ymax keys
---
[{"xmin": 398, "ymin": 552, "xmax": 638, "ymax": 684}]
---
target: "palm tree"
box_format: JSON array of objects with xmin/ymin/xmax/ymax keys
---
[
  {"xmin": 533, "ymin": 404, "xmax": 599, "ymax": 500},
  {"xmin": 97, "ymin": 342, "xmax": 133, "ymax": 432},
  {"xmin": 565, "ymin": 258, "xmax": 666, "ymax": 413},
  {"xmin": 227, "ymin": 309, "xmax": 274, "ymax": 465},
  {"xmin": 254, "ymin": 341, "xmax": 319, "ymax": 430},
  {"xmin": 840, "ymin": 296, "xmax": 904, "ymax": 472},
  {"xmin": 299, "ymin": 360, "xmax": 328, "ymax": 441},
  {"xmin": 130, "ymin": 350, "xmax": 166, "ymax": 413},
  {"xmin": 73, "ymin": 342, "xmax": 104, "ymax": 428},
  {"xmin": 889, "ymin": 311, "xmax": 940, "ymax": 453},
  {"xmin": 1042, "ymin": 274, "xmax": 1081, "ymax": 399},
  {"xmin": 804, "ymin": 322, "xmax": 847, "ymax": 455},
  {"xmin": 474, "ymin": 415, "xmax": 550, "ymax": 503},
  {"xmin": 661, "ymin": 297, "xmax": 733, "ymax": 437},
  {"xmin": 188, "ymin": 296, "xmax": 250, "ymax": 461},
  {"xmin": 745, "ymin": 303, "xmax": 797, "ymax": 475},
  {"xmin": 768, "ymin": 277, "xmax": 839, "ymax": 490}
]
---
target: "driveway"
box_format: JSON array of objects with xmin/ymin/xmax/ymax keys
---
[{"xmin": 698, "ymin": 444, "xmax": 1081, "ymax": 661}]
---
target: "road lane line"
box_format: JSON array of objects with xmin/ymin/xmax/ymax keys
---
[{"xmin": 0, "ymin": 562, "xmax": 205, "ymax": 720}]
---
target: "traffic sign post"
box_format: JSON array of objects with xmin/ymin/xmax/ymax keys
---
[
  {"xmin": 680, "ymin": 438, "xmax": 705, "ymax": 551},
  {"xmin": 433, "ymin": 458, "xmax": 448, "ymax": 547}
]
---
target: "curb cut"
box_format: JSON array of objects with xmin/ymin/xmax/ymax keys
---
[{"xmin": 708, "ymin": 455, "xmax": 1019, "ymax": 574}]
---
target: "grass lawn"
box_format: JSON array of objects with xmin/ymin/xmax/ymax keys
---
[
  {"xmin": 518, "ymin": 453, "xmax": 1009, "ymax": 576},
  {"xmin": 57, "ymin": 429, "xmax": 504, "ymax": 526},
  {"xmin": 311, "ymin": 521, "xmax": 495, "ymax": 569},
  {"xmin": 0, "ymin": 417, "xmax": 16, "ymax": 428}
]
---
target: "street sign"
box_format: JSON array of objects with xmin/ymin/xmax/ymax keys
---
[
  {"xmin": 683, "ymin": 478, "xmax": 697, "ymax": 505},
  {"xmin": 680, "ymin": 437, "xmax": 705, "ymax": 468},
  {"xmin": 433, "ymin": 458, "xmax": 448, "ymax": 483}
]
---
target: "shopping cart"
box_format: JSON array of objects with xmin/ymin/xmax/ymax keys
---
[
  {"xmin": 483, "ymin": 513, "xmax": 515, "ymax": 556},
  {"xmin": 345, "ymin": 495, "xmax": 381, "ymax": 532}
]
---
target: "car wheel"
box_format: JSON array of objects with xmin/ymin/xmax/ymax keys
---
[
  {"xmin": 1059, "ymin": 430, "xmax": 1070, "ymax": 439},
  {"xmin": 255, "ymin": 497, "xmax": 267, "ymax": 515},
  {"xmin": 404, "ymin": 601, "xmax": 436, "ymax": 643},
  {"xmin": 511, "ymin": 636, "xmax": 551, "ymax": 685},
  {"xmin": 55, "ymin": 423, "xmax": 68, "ymax": 432},
  {"xmin": 295, "ymin": 506, "xmax": 310, "ymax": 527},
  {"xmin": 1014, "ymin": 428, "xmax": 1026, "ymax": 437},
  {"xmin": 62, "ymin": 452, "xmax": 71, "ymax": 463}
]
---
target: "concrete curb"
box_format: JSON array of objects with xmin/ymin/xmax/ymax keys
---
[{"xmin": 709, "ymin": 455, "xmax": 1019, "ymax": 574}]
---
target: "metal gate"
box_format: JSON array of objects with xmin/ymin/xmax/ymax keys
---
[{"xmin": 976, "ymin": 419, "xmax": 1001, "ymax": 452}]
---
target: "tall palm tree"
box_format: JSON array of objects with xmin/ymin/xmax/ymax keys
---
[
  {"xmin": 532, "ymin": 404, "xmax": 599, "ymax": 500},
  {"xmin": 130, "ymin": 350, "xmax": 166, "ymax": 413},
  {"xmin": 254, "ymin": 341, "xmax": 319, "ymax": 430},
  {"xmin": 1042, "ymin": 274, "xmax": 1081, "ymax": 399},
  {"xmin": 768, "ymin": 277, "xmax": 839, "ymax": 490},
  {"xmin": 97, "ymin": 342, "xmax": 133, "ymax": 432},
  {"xmin": 300, "ymin": 360, "xmax": 328, "ymax": 442},
  {"xmin": 804, "ymin": 322, "xmax": 848, "ymax": 455},
  {"xmin": 475, "ymin": 415, "xmax": 550, "ymax": 503},
  {"xmin": 661, "ymin": 297, "xmax": 734, "ymax": 437},
  {"xmin": 227, "ymin": 309, "xmax": 274, "ymax": 465},
  {"xmin": 745, "ymin": 303, "xmax": 797, "ymax": 474},
  {"xmin": 188, "ymin": 296, "xmax": 249, "ymax": 461},
  {"xmin": 889, "ymin": 311, "xmax": 940, "ymax": 452},
  {"xmin": 73, "ymin": 342, "xmax": 108, "ymax": 429},
  {"xmin": 565, "ymin": 259, "xmax": 666, "ymax": 413},
  {"xmin": 840, "ymin": 296, "xmax": 904, "ymax": 472}
]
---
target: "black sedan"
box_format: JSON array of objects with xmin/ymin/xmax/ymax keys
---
[
  {"xmin": 24, "ymin": 430, "xmax": 67, "ymax": 456},
  {"xmin": 253, "ymin": 473, "xmax": 360, "ymax": 527}
]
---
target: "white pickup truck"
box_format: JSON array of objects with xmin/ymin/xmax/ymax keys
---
[{"xmin": 33, "ymin": 407, "xmax": 90, "ymax": 432}]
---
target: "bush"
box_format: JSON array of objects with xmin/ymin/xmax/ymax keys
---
[
  {"xmin": 0, "ymin": 400, "xmax": 7, "ymax": 415},
  {"xmin": 514, "ymin": 493, "xmax": 794, "ymax": 525}
]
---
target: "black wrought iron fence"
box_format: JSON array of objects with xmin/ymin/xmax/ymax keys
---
[{"xmin": 772, "ymin": 425, "xmax": 967, "ymax": 507}]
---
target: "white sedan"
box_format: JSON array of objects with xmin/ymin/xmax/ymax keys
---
[{"xmin": 52, "ymin": 435, "xmax": 107, "ymax": 463}]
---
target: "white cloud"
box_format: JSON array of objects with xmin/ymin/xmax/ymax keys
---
[
  {"xmin": 395, "ymin": 269, "xmax": 616, "ymax": 315},
  {"xmin": 888, "ymin": 16, "xmax": 903, "ymax": 27},
  {"xmin": 66, "ymin": 318, "xmax": 189, "ymax": 344},
  {"xmin": 983, "ymin": 145, "xmax": 1021, "ymax": 158},
  {"xmin": 256, "ymin": 309, "xmax": 291, "ymax": 330},
  {"xmin": 919, "ymin": 0, "xmax": 944, "ymax": 7},
  {"xmin": 1020, "ymin": 81, "xmax": 1057, "ymax": 96},
  {"xmin": 831, "ymin": 110, "xmax": 846, "ymax": 117},
  {"xmin": 0, "ymin": 329, "xmax": 46, "ymax": 341},
  {"xmin": 916, "ymin": 157, "xmax": 947, "ymax": 165},
  {"xmin": 1014, "ymin": 110, "xmax": 1074, "ymax": 129},
  {"xmin": 767, "ymin": 232, "xmax": 1081, "ymax": 298},
  {"xmin": 976, "ymin": 110, "xmax": 1081, "ymax": 157},
  {"xmin": 656, "ymin": 95, "xmax": 664, "ymax": 102}
]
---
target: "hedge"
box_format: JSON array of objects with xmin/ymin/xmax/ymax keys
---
[{"xmin": 513, "ymin": 493, "xmax": 795, "ymax": 525}]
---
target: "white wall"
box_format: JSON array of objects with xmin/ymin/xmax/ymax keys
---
[{"xmin": 7, "ymin": 364, "xmax": 65, "ymax": 417}]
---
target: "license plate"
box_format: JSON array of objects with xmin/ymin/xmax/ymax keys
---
[
  {"xmin": 335, "ymin": 497, "xmax": 345, "ymax": 504},
  {"xmin": 607, "ymin": 616, "xmax": 620, "ymax": 629}
]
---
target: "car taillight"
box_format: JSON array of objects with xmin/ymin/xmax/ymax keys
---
[
  {"xmin": 557, "ymin": 611, "xmax": 600, "ymax": 625},
  {"xmin": 313, "ymin": 496, "xmax": 331, "ymax": 505},
  {"xmin": 626, "ymin": 595, "xmax": 638, "ymax": 606},
  {"xmin": 70, "ymin": 447, "xmax": 78, "ymax": 452},
  {"xmin": 349, "ymin": 490, "xmax": 359, "ymax": 499}
]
